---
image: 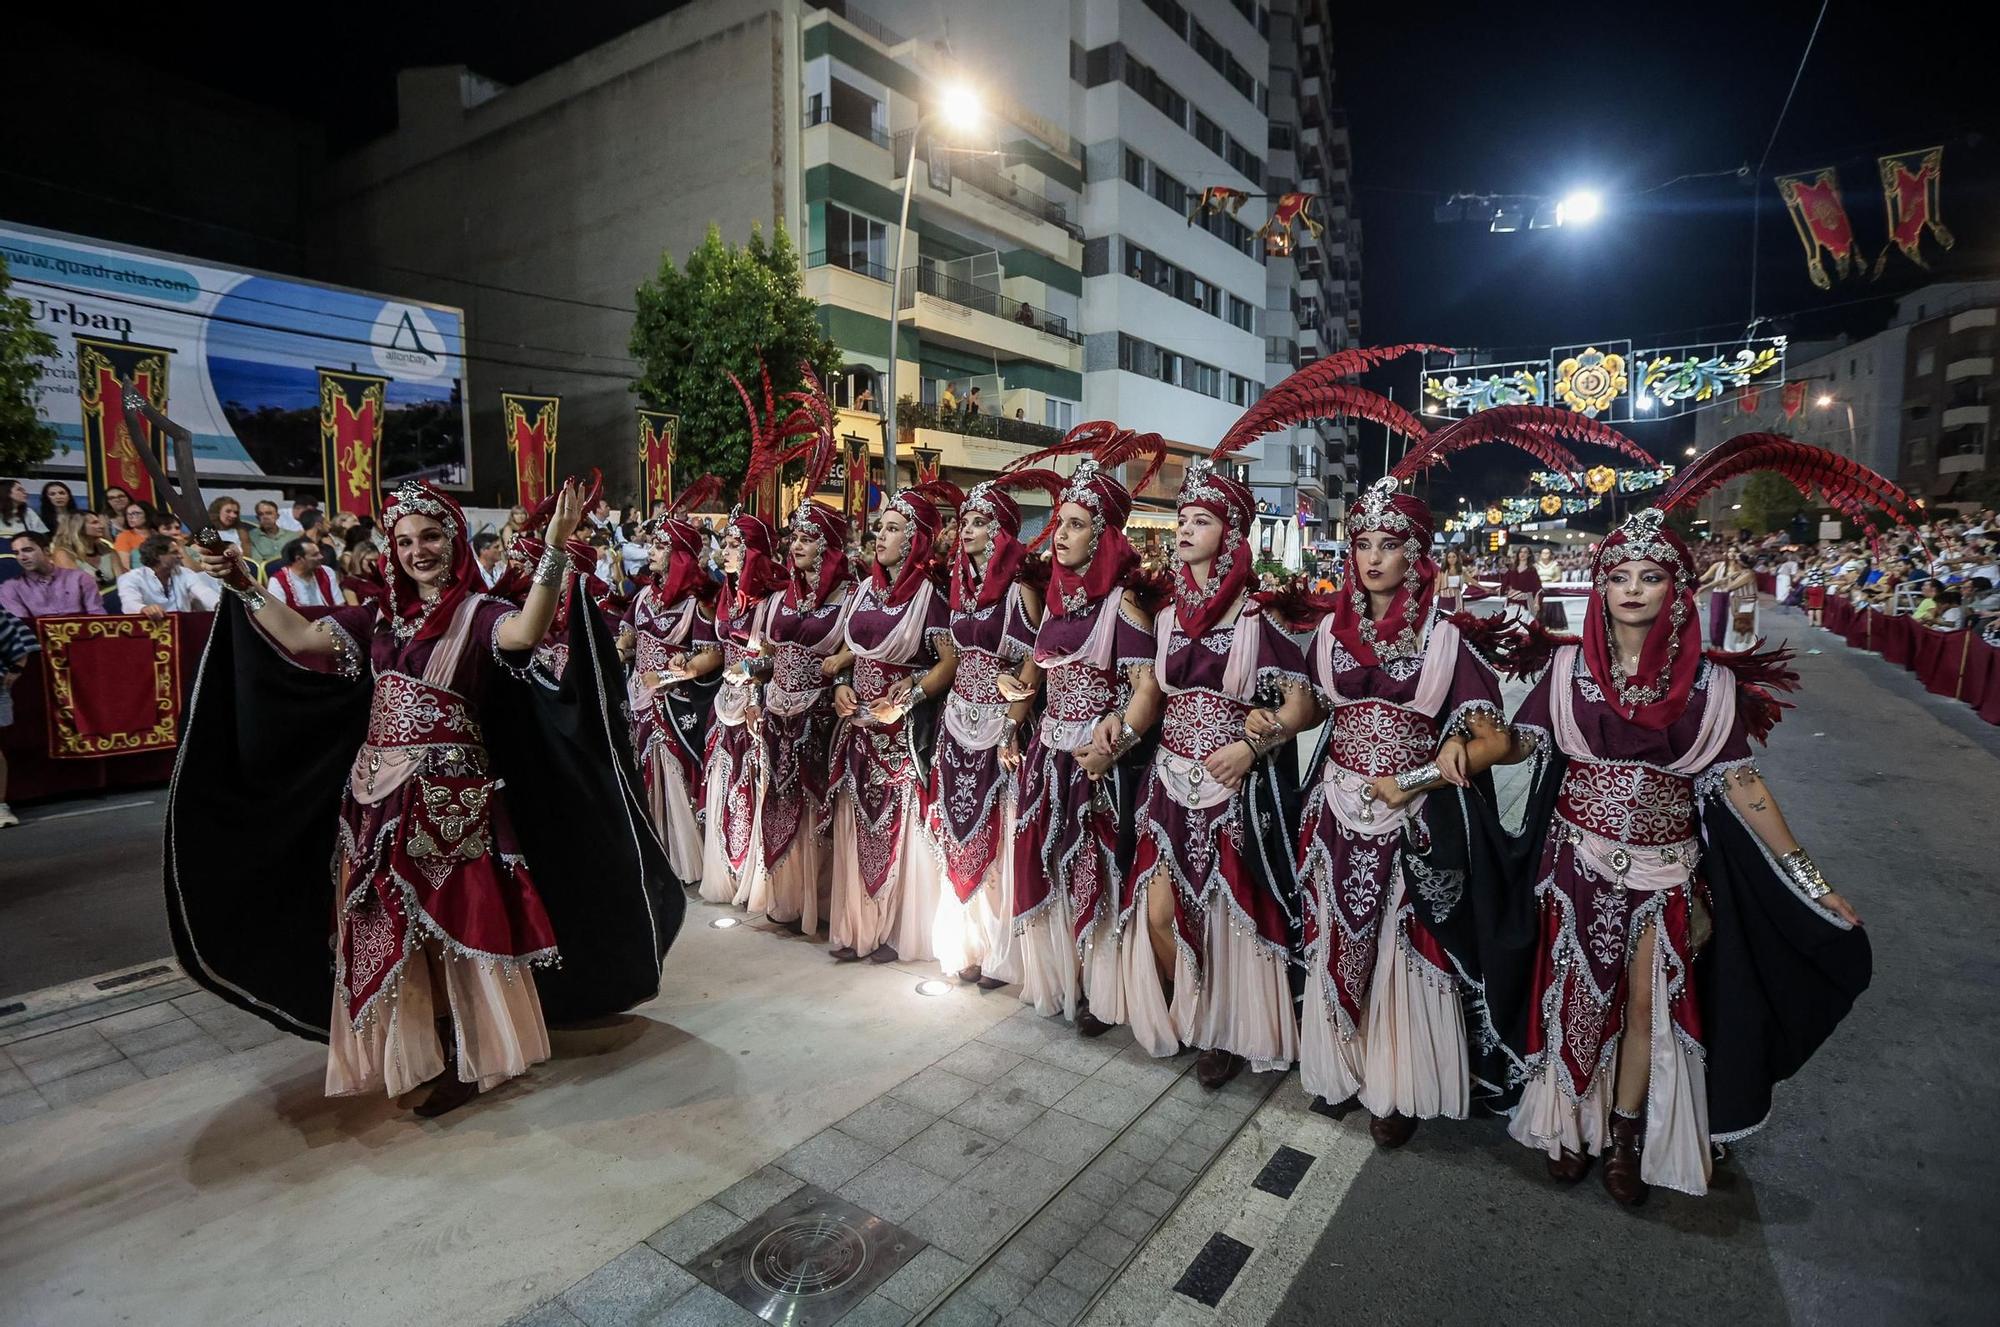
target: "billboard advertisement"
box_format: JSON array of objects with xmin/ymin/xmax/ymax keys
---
[{"xmin": 1, "ymin": 221, "xmax": 470, "ymax": 495}]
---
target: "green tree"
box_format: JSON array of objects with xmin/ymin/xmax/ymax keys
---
[
  {"xmin": 1738, "ymin": 471, "xmax": 1806, "ymax": 533},
  {"xmin": 0, "ymin": 256, "xmax": 58, "ymax": 475},
  {"xmin": 629, "ymin": 223, "xmax": 840, "ymax": 492}
]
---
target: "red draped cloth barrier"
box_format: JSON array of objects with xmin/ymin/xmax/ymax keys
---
[
  {"xmin": 2, "ymin": 612, "xmax": 210, "ymax": 804},
  {"xmin": 1809, "ymin": 597, "xmax": 1998, "ymax": 728},
  {"xmin": 1756, "ymin": 571, "xmax": 1777, "ymax": 595}
]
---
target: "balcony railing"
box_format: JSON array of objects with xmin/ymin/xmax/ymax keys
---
[
  {"xmin": 899, "ymin": 267, "xmax": 1081, "ymax": 344},
  {"xmin": 803, "ymin": 104, "xmax": 891, "ymax": 149},
  {"xmin": 892, "ymin": 130, "xmax": 1086, "ymax": 241},
  {"xmin": 895, "ymin": 397, "xmax": 1065, "ymax": 448},
  {"xmin": 806, "ymin": 249, "xmax": 893, "ymax": 284}
]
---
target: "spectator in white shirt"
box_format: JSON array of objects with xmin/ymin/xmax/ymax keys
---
[
  {"xmin": 117, "ymin": 535, "xmax": 221, "ymax": 618},
  {"xmin": 267, "ymin": 537, "xmax": 344, "ymax": 608},
  {"xmin": 277, "ymin": 497, "xmax": 314, "ymax": 532},
  {"xmin": 473, "ymin": 532, "xmax": 507, "ymax": 589}
]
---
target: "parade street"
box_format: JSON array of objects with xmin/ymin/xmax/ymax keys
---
[{"xmin": 0, "ymin": 604, "xmax": 1993, "ymax": 1327}]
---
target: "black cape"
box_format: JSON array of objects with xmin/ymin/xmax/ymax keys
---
[
  {"xmin": 163, "ymin": 586, "xmax": 685, "ymax": 1042},
  {"xmin": 1504, "ymin": 745, "xmax": 1871, "ymax": 1138},
  {"xmin": 1300, "ymin": 729, "xmax": 1535, "ymax": 1106}
]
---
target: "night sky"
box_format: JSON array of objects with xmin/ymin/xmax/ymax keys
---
[{"xmin": 20, "ymin": 2, "xmax": 1996, "ymax": 512}]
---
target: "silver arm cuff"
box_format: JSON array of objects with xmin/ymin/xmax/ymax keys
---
[
  {"xmin": 228, "ymin": 582, "xmax": 269, "ymax": 612},
  {"xmin": 1779, "ymin": 849, "xmax": 1833, "ymax": 899},
  {"xmin": 1394, "ymin": 762, "xmax": 1441, "ymax": 793},
  {"xmin": 533, "ymin": 547, "xmax": 567, "ymax": 589}
]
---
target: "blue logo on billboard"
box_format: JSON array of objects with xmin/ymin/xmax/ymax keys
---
[{"xmin": 373, "ymin": 303, "xmax": 449, "ymax": 381}]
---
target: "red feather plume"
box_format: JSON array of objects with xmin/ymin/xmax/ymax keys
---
[
  {"xmin": 665, "ymin": 473, "xmax": 722, "ymax": 522},
  {"xmin": 1003, "ymin": 420, "xmax": 1126, "ymax": 473},
  {"xmin": 1214, "ymin": 382, "xmax": 1427, "ymax": 460},
  {"xmin": 1213, "ymin": 344, "xmax": 1443, "ymax": 456},
  {"xmin": 1096, "ymin": 429, "xmax": 1170, "ymax": 499},
  {"xmin": 1391, "ymin": 407, "xmax": 1587, "ymax": 481},
  {"xmin": 1656, "ymin": 432, "xmax": 1921, "ymax": 531}
]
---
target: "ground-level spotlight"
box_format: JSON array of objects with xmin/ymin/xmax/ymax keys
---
[
  {"xmin": 710, "ymin": 917, "xmax": 742, "ymax": 930},
  {"xmin": 1555, "ymin": 190, "xmax": 1602, "ymax": 226},
  {"xmin": 915, "ymin": 979, "xmax": 953, "ymax": 998}
]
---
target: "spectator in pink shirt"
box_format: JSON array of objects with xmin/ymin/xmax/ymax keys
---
[{"xmin": 1, "ymin": 532, "xmax": 105, "ymax": 621}]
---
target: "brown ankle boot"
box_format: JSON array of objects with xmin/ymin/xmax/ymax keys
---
[
  {"xmin": 1546, "ymin": 1148, "xmax": 1592, "ymax": 1184},
  {"xmin": 1601, "ymin": 1110, "xmax": 1649, "ymax": 1206},
  {"xmin": 1075, "ymin": 1006, "xmax": 1113, "ymax": 1038},
  {"xmin": 1193, "ymin": 1049, "xmax": 1244, "ymax": 1089},
  {"xmin": 1368, "ymin": 1112, "xmax": 1419, "ymax": 1149}
]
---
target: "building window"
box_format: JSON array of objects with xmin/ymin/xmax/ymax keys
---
[
  {"xmin": 1143, "ymin": 0, "xmax": 1189, "ymax": 37},
  {"xmin": 1909, "ymin": 436, "xmax": 1931, "ymax": 468},
  {"xmin": 1082, "ymin": 43, "xmax": 1120, "ymax": 88},
  {"xmin": 1194, "ymin": 111, "xmax": 1224, "ymax": 157},
  {"xmin": 825, "ymin": 203, "xmax": 887, "ymax": 278},
  {"xmin": 1916, "ymin": 348, "xmax": 1935, "ymax": 376},
  {"xmin": 1046, "ymin": 398, "xmax": 1077, "ymax": 430},
  {"xmin": 1226, "ymin": 373, "xmax": 1262, "ymax": 406},
  {"xmin": 1268, "ymin": 123, "xmax": 1294, "ymax": 151},
  {"xmin": 1228, "ymin": 295, "xmax": 1256, "ymax": 333}
]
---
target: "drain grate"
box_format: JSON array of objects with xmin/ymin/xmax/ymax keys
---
[
  {"xmin": 93, "ymin": 965, "xmax": 172, "ymax": 992},
  {"xmin": 694, "ymin": 1185, "xmax": 920, "ymax": 1327}
]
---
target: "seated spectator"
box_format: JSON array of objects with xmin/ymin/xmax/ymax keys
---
[
  {"xmin": 499, "ymin": 504, "xmax": 532, "ymax": 551},
  {"xmin": 101, "ymin": 485, "xmax": 135, "ymax": 530},
  {"xmin": 1913, "ymin": 579, "xmax": 1945, "ymax": 625},
  {"xmin": 267, "ymin": 536, "xmax": 344, "ymax": 608},
  {"xmin": 52, "ymin": 511, "xmax": 124, "ymax": 609},
  {"xmin": 207, "ymin": 496, "xmax": 247, "ymax": 549},
  {"xmin": 296, "ymin": 508, "xmax": 334, "ymax": 552},
  {"xmin": 243, "ymin": 500, "xmax": 291, "ymax": 566},
  {"xmin": 340, "ymin": 536, "xmax": 385, "ymax": 606},
  {"xmin": 0, "ymin": 604, "xmax": 36, "ymax": 827},
  {"xmin": 117, "ymin": 534, "xmax": 221, "ymax": 617},
  {"xmin": 279, "ymin": 498, "xmax": 312, "ymax": 532},
  {"xmin": 115, "ymin": 502, "xmax": 159, "ymax": 566},
  {"xmin": 0, "ymin": 532, "xmax": 105, "ymax": 620},
  {"xmin": 1013, "ymin": 301, "xmax": 1036, "ymax": 327},
  {"xmin": 2, "ymin": 480, "xmax": 49, "ymax": 537},
  {"xmin": 352, "ymin": 514, "xmax": 385, "ymax": 552},
  {"xmin": 1935, "ymin": 587, "xmax": 1965, "ymax": 629},
  {"xmin": 855, "ymin": 384, "xmax": 876, "ymax": 412},
  {"xmin": 473, "ymin": 532, "xmax": 507, "ymax": 589},
  {"xmin": 39, "ymin": 481, "xmax": 82, "ymax": 530}
]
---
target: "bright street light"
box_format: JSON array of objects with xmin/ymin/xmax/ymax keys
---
[
  {"xmin": 1684, "ymin": 445, "xmax": 1697, "ymax": 456},
  {"xmin": 939, "ymin": 84, "xmax": 982, "ymax": 131},
  {"xmin": 1816, "ymin": 393, "xmax": 1834, "ymax": 408},
  {"xmin": 1556, "ymin": 190, "xmax": 1603, "ymax": 226}
]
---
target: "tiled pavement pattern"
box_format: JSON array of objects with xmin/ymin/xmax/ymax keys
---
[
  {"xmin": 515, "ymin": 1003, "xmax": 1281, "ymax": 1327},
  {"xmin": 0, "ymin": 976, "xmax": 283, "ymax": 1126}
]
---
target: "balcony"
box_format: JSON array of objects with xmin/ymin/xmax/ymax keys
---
[
  {"xmin": 893, "ymin": 399, "xmax": 1068, "ymax": 477},
  {"xmin": 898, "ymin": 267, "xmax": 1083, "ymax": 370},
  {"xmin": 891, "ymin": 130, "xmax": 1085, "ymax": 248},
  {"xmin": 803, "ymin": 103, "xmax": 889, "ymax": 149},
  {"xmin": 806, "ymin": 249, "xmax": 892, "ymax": 285},
  {"xmin": 1946, "ymin": 356, "xmax": 1994, "ymax": 382},
  {"xmin": 1943, "ymin": 404, "xmax": 1992, "ymax": 430},
  {"xmin": 1948, "ymin": 308, "xmax": 1997, "ymax": 334}
]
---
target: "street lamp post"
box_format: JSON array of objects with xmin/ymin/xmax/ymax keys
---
[{"xmin": 881, "ymin": 85, "xmax": 980, "ymax": 501}]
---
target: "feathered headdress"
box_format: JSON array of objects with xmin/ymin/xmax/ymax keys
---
[{"xmin": 728, "ymin": 360, "xmax": 824, "ymax": 513}]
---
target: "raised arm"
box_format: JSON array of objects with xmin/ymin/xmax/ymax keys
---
[{"xmin": 495, "ymin": 483, "xmax": 585, "ymax": 653}]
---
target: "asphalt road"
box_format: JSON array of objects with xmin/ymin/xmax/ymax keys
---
[
  {"xmin": 0, "ymin": 795, "xmax": 172, "ymax": 997},
  {"xmin": 1269, "ymin": 606, "xmax": 2000, "ymax": 1325}
]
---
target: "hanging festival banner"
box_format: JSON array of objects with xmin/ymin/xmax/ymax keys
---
[
  {"xmin": 637, "ymin": 408, "xmax": 678, "ymax": 514},
  {"xmin": 1781, "ymin": 381, "xmax": 1808, "ymax": 421},
  {"xmin": 74, "ymin": 336, "xmax": 172, "ymax": 512},
  {"xmin": 844, "ymin": 433, "xmax": 871, "ymax": 519},
  {"xmin": 38, "ymin": 613, "xmax": 181, "ymax": 759},
  {"xmin": 317, "ymin": 369, "xmax": 386, "ymax": 520},
  {"xmin": 1550, "ymin": 342, "xmax": 1631, "ymax": 420},
  {"xmin": 1775, "ymin": 168, "xmax": 1861, "ymax": 289},
  {"xmin": 501, "ymin": 392, "xmax": 560, "ymax": 506},
  {"xmin": 1739, "ymin": 382, "xmax": 1764, "ymax": 414},
  {"xmin": 1421, "ymin": 355, "xmax": 1547, "ymax": 417},
  {"xmin": 1257, "ymin": 192, "xmax": 1323, "ymax": 257},
  {"xmin": 1872, "ymin": 146, "xmax": 1955, "ymax": 278},
  {"xmin": 1635, "ymin": 338, "xmax": 1786, "ymax": 416},
  {"xmin": 1188, "ymin": 186, "xmax": 1251, "ymax": 227}
]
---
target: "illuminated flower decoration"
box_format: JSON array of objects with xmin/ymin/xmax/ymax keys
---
[
  {"xmin": 1585, "ymin": 465, "xmax": 1619, "ymax": 494},
  {"xmin": 1554, "ymin": 346, "xmax": 1628, "ymax": 417},
  {"xmin": 1539, "ymin": 493, "xmax": 1563, "ymax": 516},
  {"xmin": 1485, "ymin": 505, "xmax": 1505, "ymax": 526}
]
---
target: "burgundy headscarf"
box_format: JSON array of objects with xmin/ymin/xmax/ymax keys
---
[
  {"xmin": 785, "ymin": 500, "xmax": 853, "ymax": 611},
  {"xmin": 1046, "ymin": 459, "xmax": 1139, "ymax": 618},
  {"xmin": 952, "ymin": 481, "xmax": 1026, "ymax": 614},
  {"xmin": 1583, "ymin": 507, "xmax": 1703, "ymax": 730},
  {"xmin": 722, "ymin": 507, "xmax": 785, "ymax": 623},
  {"xmin": 1326, "ymin": 478, "xmax": 1438, "ymax": 666},
  {"xmin": 382, "ymin": 480, "xmax": 480, "ymax": 642},
  {"xmin": 643, "ymin": 500, "xmax": 716, "ymax": 609},
  {"xmin": 872, "ymin": 484, "xmax": 947, "ymax": 607},
  {"xmin": 1172, "ymin": 458, "xmax": 1255, "ymax": 638}
]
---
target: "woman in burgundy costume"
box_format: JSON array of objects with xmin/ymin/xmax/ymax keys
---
[
  {"xmin": 1007, "ymin": 427, "xmax": 1168, "ymax": 1031},
  {"xmin": 698, "ymin": 502, "xmax": 786, "ymax": 908},
  {"xmin": 928, "ymin": 472, "xmax": 1051, "ymax": 986},
  {"xmin": 621, "ymin": 478, "xmax": 724, "ymax": 884},
  {"xmin": 172, "ymin": 480, "xmax": 678, "ymax": 1116},
  {"xmin": 827, "ymin": 480, "xmax": 959, "ymax": 964},
  {"xmin": 1499, "ymin": 434, "xmax": 1882, "ymax": 1204}
]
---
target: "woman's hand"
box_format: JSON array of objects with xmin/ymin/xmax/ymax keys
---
[
  {"xmin": 1089, "ymin": 714, "xmax": 1123, "ymax": 758},
  {"xmin": 1000, "ymin": 736, "xmax": 1021, "ymax": 772},
  {"xmin": 1076, "ymin": 746, "xmax": 1113, "ymax": 779},
  {"xmin": 882, "ymin": 677, "xmax": 913, "ymax": 708},
  {"xmin": 1243, "ymin": 707, "xmax": 1283, "ymax": 744},
  {"xmin": 833, "ymin": 684, "xmax": 859, "ymax": 718},
  {"xmin": 1436, "ymin": 738, "xmax": 1469, "ymax": 788},
  {"xmin": 820, "ymin": 656, "xmax": 845, "ymax": 680},
  {"xmin": 1818, "ymin": 890, "xmax": 1862, "ymax": 926},
  {"xmin": 641, "ymin": 669, "xmax": 665, "ymax": 693},
  {"xmin": 743, "ymin": 702, "xmax": 762, "ymax": 729},
  {"xmin": 546, "ymin": 480, "xmax": 584, "ymax": 546},
  {"xmin": 996, "ymin": 671, "xmax": 1036, "ymax": 703},
  {"xmin": 1203, "ymin": 740, "xmax": 1257, "ymax": 792},
  {"xmin": 197, "ymin": 543, "xmax": 241, "ymax": 580},
  {"xmin": 1370, "ymin": 775, "xmax": 1415, "ymax": 810}
]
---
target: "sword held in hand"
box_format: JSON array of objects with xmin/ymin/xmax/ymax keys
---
[{"xmin": 117, "ymin": 380, "xmax": 255, "ymax": 592}]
